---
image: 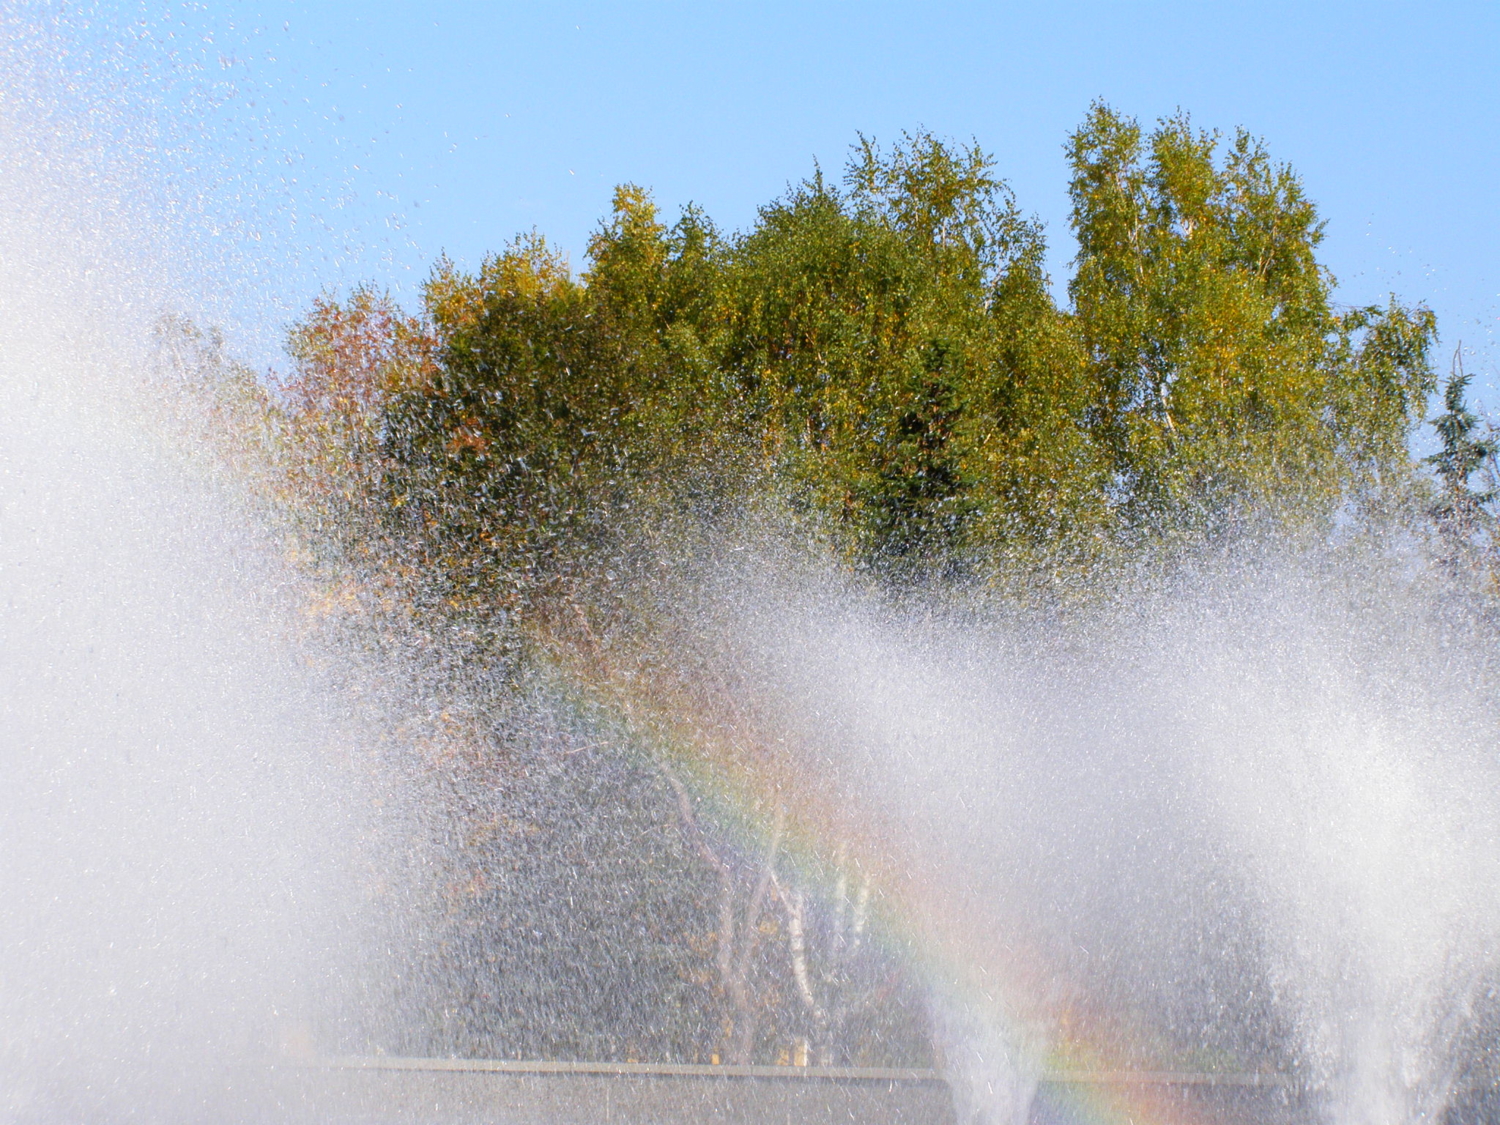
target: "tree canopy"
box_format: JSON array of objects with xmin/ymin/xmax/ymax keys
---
[
  {"xmin": 207, "ymin": 105, "xmax": 1479, "ymax": 1069},
  {"xmin": 279, "ymin": 106, "xmax": 1438, "ymax": 609}
]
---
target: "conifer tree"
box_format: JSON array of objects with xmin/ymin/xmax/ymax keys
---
[{"xmin": 1425, "ymin": 352, "xmax": 1496, "ymax": 542}]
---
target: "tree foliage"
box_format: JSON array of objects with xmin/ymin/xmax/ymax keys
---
[
  {"xmin": 1425, "ymin": 353, "xmax": 1497, "ymax": 551},
  {"xmin": 1066, "ymin": 105, "xmax": 1435, "ymax": 531},
  {"xmin": 240, "ymin": 107, "xmax": 1453, "ymax": 1066},
  {"xmin": 301, "ymin": 110, "xmax": 1435, "ymax": 601}
]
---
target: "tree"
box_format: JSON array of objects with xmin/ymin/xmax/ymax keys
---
[
  {"xmin": 1425, "ymin": 351, "xmax": 1496, "ymax": 548},
  {"xmin": 243, "ymin": 108, "xmax": 1451, "ymax": 1069},
  {"xmin": 1066, "ymin": 104, "xmax": 1436, "ymax": 534},
  {"xmin": 719, "ymin": 131, "xmax": 1101, "ymax": 576},
  {"xmin": 282, "ymin": 286, "xmax": 436, "ymax": 559}
]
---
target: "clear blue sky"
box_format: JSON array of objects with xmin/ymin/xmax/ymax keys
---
[{"xmin": 149, "ymin": 1, "xmax": 1500, "ymax": 401}]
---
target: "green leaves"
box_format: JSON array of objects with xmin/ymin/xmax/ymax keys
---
[
  {"xmin": 1425, "ymin": 356, "xmax": 1497, "ymax": 535},
  {"xmin": 718, "ymin": 133, "xmax": 1088, "ymax": 575},
  {"xmin": 1067, "ymin": 103, "xmax": 1434, "ymax": 534},
  {"xmin": 285, "ymin": 108, "xmax": 1441, "ymax": 598}
]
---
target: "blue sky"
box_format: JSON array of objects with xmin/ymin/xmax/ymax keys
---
[{"xmin": 148, "ymin": 1, "xmax": 1499, "ymax": 399}]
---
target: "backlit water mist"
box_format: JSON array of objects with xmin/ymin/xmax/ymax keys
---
[
  {"xmin": 0, "ymin": 318, "xmax": 372, "ymax": 1119},
  {"xmin": 677, "ymin": 546, "xmax": 1500, "ymax": 1125},
  {"xmin": 0, "ymin": 12, "xmax": 408, "ymax": 1121},
  {"xmin": 3, "ymin": 10, "xmax": 1499, "ymax": 1125}
]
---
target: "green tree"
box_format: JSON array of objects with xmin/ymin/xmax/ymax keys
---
[
  {"xmin": 1426, "ymin": 353, "xmax": 1496, "ymax": 540},
  {"xmin": 253, "ymin": 109, "xmax": 1457, "ymax": 1067},
  {"xmin": 1066, "ymin": 104, "xmax": 1436, "ymax": 534},
  {"xmin": 582, "ymin": 186, "xmax": 734, "ymax": 507},
  {"xmin": 719, "ymin": 131, "xmax": 1099, "ymax": 576},
  {"xmin": 378, "ymin": 235, "xmax": 594, "ymax": 634}
]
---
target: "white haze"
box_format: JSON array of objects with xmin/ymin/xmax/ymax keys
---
[
  {"xmin": 0, "ymin": 9, "xmax": 394, "ymax": 1122},
  {"xmin": 699, "ymin": 547, "xmax": 1500, "ymax": 1125}
]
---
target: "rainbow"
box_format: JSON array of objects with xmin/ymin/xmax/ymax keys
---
[{"xmin": 528, "ymin": 614, "xmax": 1279, "ymax": 1125}]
